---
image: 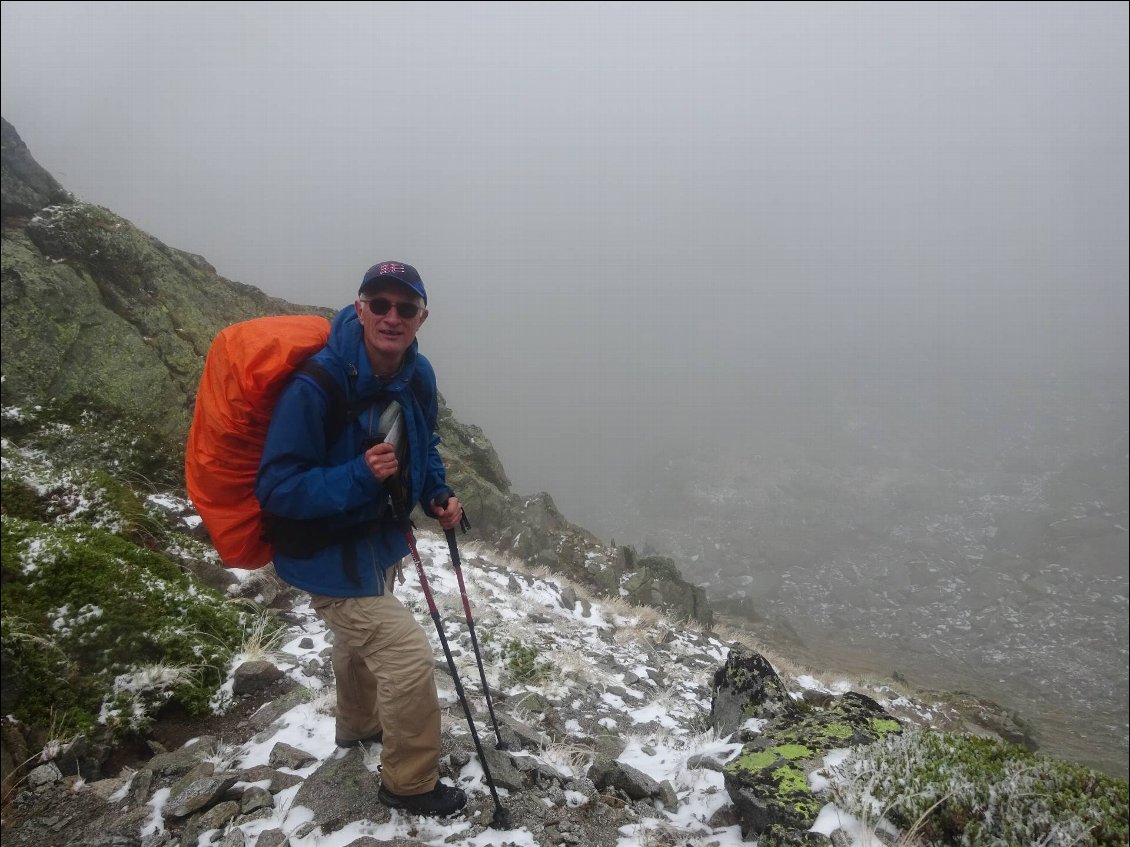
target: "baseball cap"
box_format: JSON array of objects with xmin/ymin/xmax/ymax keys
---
[{"xmin": 359, "ymin": 261, "xmax": 427, "ymax": 304}]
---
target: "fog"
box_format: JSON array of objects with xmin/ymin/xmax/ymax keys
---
[
  {"xmin": 3, "ymin": 2, "xmax": 1128, "ymax": 769},
  {"xmin": 3, "ymin": 3, "xmax": 1126, "ymax": 518}
]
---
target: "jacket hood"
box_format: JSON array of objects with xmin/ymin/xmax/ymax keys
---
[{"xmin": 326, "ymin": 305, "xmax": 419, "ymax": 399}]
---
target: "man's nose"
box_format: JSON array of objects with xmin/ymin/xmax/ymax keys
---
[{"xmin": 378, "ymin": 308, "xmax": 404, "ymax": 325}]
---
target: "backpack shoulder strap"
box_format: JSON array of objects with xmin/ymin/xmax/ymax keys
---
[{"xmin": 294, "ymin": 360, "xmax": 349, "ymax": 440}]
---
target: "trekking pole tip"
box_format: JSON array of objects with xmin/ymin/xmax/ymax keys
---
[{"xmin": 491, "ymin": 805, "xmax": 512, "ymax": 829}]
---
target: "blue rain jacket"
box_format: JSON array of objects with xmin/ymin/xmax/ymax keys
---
[{"xmin": 254, "ymin": 306, "xmax": 451, "ymax": 596}]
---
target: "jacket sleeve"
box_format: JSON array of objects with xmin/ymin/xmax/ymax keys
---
[{"xmin": 255, "ymin": 376, "xmax": 383, "ymax": 520}]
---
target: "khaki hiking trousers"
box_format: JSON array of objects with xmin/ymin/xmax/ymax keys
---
[{"xmin": 311, "ymin": 585, "xmax": 441, "ymax": 796}]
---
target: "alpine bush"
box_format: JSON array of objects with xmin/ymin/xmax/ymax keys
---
[
  {"xmin": 502, "ymin": 638, "xmax": 552, "ymax": 683},
  {"xmin": 828, "ymin": 727, "xmax": 1129, "ymax": 846}
]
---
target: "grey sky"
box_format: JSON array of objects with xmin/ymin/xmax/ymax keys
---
[{"xmin": 3, "ymin": 1, "xmax": 1127, "ymax": 527}]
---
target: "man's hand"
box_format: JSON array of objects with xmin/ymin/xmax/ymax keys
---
[
  {"xmin": 430, "ymin": 496, "xmax": 464, "ymax": 531},
  {"xmin": 364, "ymin": 442, "xmax": 399, "ymax": 481}
]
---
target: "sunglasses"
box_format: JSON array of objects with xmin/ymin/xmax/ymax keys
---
[{"xmin": 361, "ymin": 297, "xmax": 423, "ymax": 319}]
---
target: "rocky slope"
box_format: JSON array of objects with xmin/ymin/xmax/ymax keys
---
[
  {"xmin": 0, "ymin": 116, "xmax": 709, "ymax": 628},
  {"xmin": 7, "ymin": 532, "xmax": 1125, "ymax": 847}
]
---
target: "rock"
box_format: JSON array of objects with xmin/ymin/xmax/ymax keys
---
[
  {"xmin": 144, "ymin": 740, "xmax": 216, "ymax": 781},
  {"xmin": 128, "ymin": 769, "xmax": 155, "ymax": 806},
  {"xmin": 232, "ymin": 661, "xmax": 284, "ymax": 696},
  {"xmin": 86, "ymin": 776, "xmax": 130, "ymax": 800},
  {"xmin": 240, "ymin": 786, "xmax": 274, "ymax": 814},
  {"xmin": 28, "ymin": 762, "xmax": 63, "ymax": 789},
  {"xmin": 711, "ymin": 646, "xmax": 798, "ymax": 737},
  {"xmin": 267, "ymin": 742, "xmax": 317, "ymax": 771},
  {"xmin": 50, "ymin": 734, "xmax": 101, "ymax": 781},
  {"xmin": 587, "ymin": 756, "xmax": 661, "ymax": 801},
  {"xmin": 179, "ymin": 800, "xmax": 239, "ymax": 847},
  {"xmin": 686, "ymin": 753, "xmax": 725, "ymax": 772},
  {"xmin": 234, "ymin": 766, "xmax": 303, "ymax": 794},
  {"xmin": 290, "ymin": 749, "xmax": 389, "ymax": 834},
  {"xmin": 75, "ymin": 836, "xmax": 142, "ymax": 847},
  {"xmin": 559, "ymin": 586, "xmax": 578, "ymax": 611},
  {"xmin": 723, "ymin": 691, "xmax": 901, "ymax": 838},
  {"xmin": 253, "ymin": 830, "xmax": 289, "ymax": 847},
  {"xmin": 480, "ymin": 745, "xmax": 528, "ymax": 792},
  {"xmin": 167, "ymin": 767, "xmax": 238, "ymax": 818},
  {"xmin": 247, "ymin": 687, "xmax": 316, "ymax": 732},
  {"xmin": 1, "ymin": 117, "xmax": 70, "ymax": 218},
  {"xmin": 496, "ymin": 713, "xmax": 552, "ymax": 751}
]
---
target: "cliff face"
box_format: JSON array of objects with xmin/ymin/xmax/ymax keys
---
[
  {"xmin": 1, "ymin": 118, "xmax": 318, "ymax": 463},
  {"xmin": 0, "ymin": 117, "xmax": 711, "ymax": 626}
]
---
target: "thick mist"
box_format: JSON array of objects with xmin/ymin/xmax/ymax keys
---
[
  {"xmin": 3, "ymin": 2, "xmax": 1128, "ymax": 772},
  {"xmin": 3, "ymin": 3, "xmax": 1125, "ymax": 528}
]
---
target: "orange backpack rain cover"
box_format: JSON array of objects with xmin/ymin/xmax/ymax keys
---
[{"xmin": 185, "ymin": 315, "xmax": 332, "ymax": 568}]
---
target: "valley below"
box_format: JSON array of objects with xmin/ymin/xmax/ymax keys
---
[{"xmin": 564, "ymin": 370, "xmax": 1129, "ymax": 777}]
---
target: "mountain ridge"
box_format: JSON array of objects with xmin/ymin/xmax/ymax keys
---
[{"xmin": 0, "ymin": 115, "xmax": 711, "ymax": 628}]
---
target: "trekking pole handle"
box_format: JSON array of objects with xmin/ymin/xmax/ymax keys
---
[{"xmin": 436, "ymin": 494, "xmax": 471, "ymax": 533}]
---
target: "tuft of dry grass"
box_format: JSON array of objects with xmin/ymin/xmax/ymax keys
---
[
  {"xmin": 550, "ymin": 645, "xmax": 618, "ymax": 691},
  {"xmin": 538, "ymin": 739, "xmax": 595, "ymax": 780}
]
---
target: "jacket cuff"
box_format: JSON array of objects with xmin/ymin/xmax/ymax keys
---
[
  {"xmin": 351, "ymin": 455, "xmax": 384, "ymax": 499},
  {"xmin": 422, "ymin": 486, "xmax": 454, "ymax": 517}
]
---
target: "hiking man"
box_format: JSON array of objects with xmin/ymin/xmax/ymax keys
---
[{"xmin": 255, "ymin": 261, "xmax": 466, "ymax": 817}]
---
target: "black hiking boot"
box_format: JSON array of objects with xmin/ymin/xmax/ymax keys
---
[
  {"xmin": 378, "ymin": 781, "xmax": 467, "ymax": 817},
  {"xmin": 336, "ymin": 731, "xmax": 383, "ymax": 748}
]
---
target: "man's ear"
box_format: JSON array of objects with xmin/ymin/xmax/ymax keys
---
[
  {"xmin": 355, "ymin": 299, "xmax": 364, "ymax": 319},
  {"xmin": 418, "ymin": 309, "xmax": 429, "ymax": 327}
]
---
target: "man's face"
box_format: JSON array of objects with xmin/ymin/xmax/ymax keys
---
[{"xmin": 354, "ymin": 283, "xmax": 429, "ymax": 367}]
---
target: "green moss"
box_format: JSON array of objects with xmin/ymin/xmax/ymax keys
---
[
  {"xmin": 774, "ymin": 764, "xmax": 813, "ymax": 798},
  {"xmin": 1, "ymin": 515, "xmax": 246, "ymax": 737},
  {"xmin": 771, "ymin": 744, "xmax": 813, "ymax": 761},
  {"xmin": 726, "ymin": 749, "xmax": 825, "ymax": 826},
  {"xmin": 733, "ymin": 750, "xmax": 779, "ymax": 772},
  {"xmin": 0, "ymin": 477, "xmax": 48, "ymax": 521},
  {"xmin": 871, "ymin": 718, "xmax": 901, "ymax": 736},
  {"xmin": 820, "ymin": 722, "xmax": 853, "ymax": 739}
]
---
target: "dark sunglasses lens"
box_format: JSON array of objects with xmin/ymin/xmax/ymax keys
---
[
  {"xmin": 366, "ymin": 298, "xmax": 419, "ymax": 318},
  {"xmin": 367, "ymin": 298, "xmax": 393, "ymax": 315}
]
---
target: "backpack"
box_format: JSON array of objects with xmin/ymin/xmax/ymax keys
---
[
  {"xmin": 185, "ymin": 313, "xmax": 429, "ymax": 569},
  {"xmin": 186, "ymin": 315, "xmax": 340, "ymax": 569}
]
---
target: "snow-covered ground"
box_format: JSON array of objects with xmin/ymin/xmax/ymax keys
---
[{"xmin": 148, "ymin": 531, "xmax": 896, "ymax": 847}]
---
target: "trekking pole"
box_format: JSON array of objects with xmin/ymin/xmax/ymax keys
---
[
  {"xmin": 436, "ymin": 497, "xmax": 506, "ymax": 750},
  {"xmin": 399, "ymin": 519, "xmax": 511, "ymax": 829},
  {"xmin": 374, "ymin": 402, "xmax": 510, "ymax": 828}
]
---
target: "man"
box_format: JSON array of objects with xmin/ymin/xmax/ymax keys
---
[{"xmin": 255, "ymin": 261, "xmax": 466, "ymax": 817}]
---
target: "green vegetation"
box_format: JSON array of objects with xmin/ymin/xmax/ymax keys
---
[
  {"xmin": 501, "ymin": 638, "xmax": 552, "ymax": 684},
  {"xmin": 828, "ymin": 728, "xmax": 1129, "ymax": 846},
  {"xmin": 1, "ymin": 516, "xmax": 246, "ymax": 737},
  {"xmin": 732, "ymin": 749, "xmax": 779, "ymax": 771},
  {"xmin": 771, "ymin": 743, "xmax": 813, "ymax": 760},
  {"xmin": 870, "ymin": 717, "xmax": 901, "ymax": 736},
  {"xmin": 0, "ymin": 405, "xmax": 248, "ymax": 743}
]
